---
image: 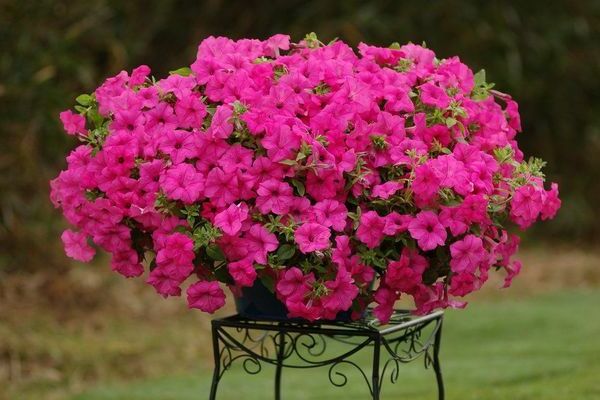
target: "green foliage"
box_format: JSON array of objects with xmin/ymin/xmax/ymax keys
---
[
  {"xmin": 169, "ymin": 67, "xmax": 192, "ymax": 76},
  {"xmin": 303, "ymin": 32, "xmax": 323, "ymax": 48},
  {"xmin": 471, "ymin": 69, "xmax": 496, "ymax": 100},
  {"xmin": 205, "ymin": 243, "xmax": 226, "ymax": 261},
  {"xmin": 370, "ymin": 134, "xmax": 388, "ymax": 150},
  {"xmin": 276, "ymin": 244, "xmax": 296, "ymax": 261},
  {"xmin": 290, "ymin": 178, "xmax": 305, "ymax": 196},
  {"xmin": 263, "ymin": 214, "xmax": 297, "ymax": 242},
  {"xmin": 192, "ymin": 222, "xmax": 222, "ymax": 250}
]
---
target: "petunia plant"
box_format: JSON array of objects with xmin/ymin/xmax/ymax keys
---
[{"xmin": 51, "ymin": 34, "xmax": 560, "ymax": 322}]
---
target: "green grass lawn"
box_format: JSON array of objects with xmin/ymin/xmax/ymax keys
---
[{"xmin": 70, "ymin": 290, "xmax": 600, "ymax": 400}]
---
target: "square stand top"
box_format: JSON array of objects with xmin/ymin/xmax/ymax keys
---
[{"xmin": 212, "ymin": 309, "xmax": 444, "ymax": 339}]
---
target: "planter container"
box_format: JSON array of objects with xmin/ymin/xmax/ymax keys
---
[{"xmin": 234, "ymin": 280, "xmax": 354, "ymax": 322}]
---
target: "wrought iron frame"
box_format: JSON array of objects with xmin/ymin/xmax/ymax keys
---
[{"xmin": 209, "ymin": 309, "xmax": 444, "ymax": 400}]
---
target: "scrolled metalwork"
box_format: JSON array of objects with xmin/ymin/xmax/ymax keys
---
[
  {"xmin": 328, "ymin": 359, "xmax": 373, "ymax": 394},
  {"xmin": 381, "ymin": 317, "xmax": 442, "ymax": 363},
  {"xmin": 217, "ymin": 324, "xmax": 377, "ymax": 370},
  {"xmin": 294, "ymin": 332, "xmax": 327, "ymax": 359},
  {"xmin": 208, "ymin": 309, "xmax": 445, "ymax": 400},
  {"xmin": 379, "ymin": 357, "xmax": 400, "ymax": 388}
]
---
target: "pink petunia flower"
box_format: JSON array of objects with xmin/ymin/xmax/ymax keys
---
[
  {"xmin": 204, "ymin": 167, "xmax": 240, "ymax": 207},
  {"xmin": 439, "ymin": 206, "xmax": 469, "ymax": 236},
  {"xmin": 187, "ymin": 281, "xmax": 226, "ymax": 313},
  {"xmin": 214, "ymin": 203, "xmax": 249, "ymax": 236},
  {"xmin": 408, "ymin": 211, "xmax": 447, "ymax": 251},
  {"xmin": 294, "ymin": 222, "xmax": 331, "ymax": 253},
  {"xmin": 228, "ymin": 259, "xmax": 257, "ymax": 287},
  {"xmin": 276, "ymin": 267, "xmax": 314, "ymax": 301},
  {"xmin": 111, "ymin": 248, "xmax": 144, "ymax": 278},
  {"xmin": 245, "ymin": 224, "xmax": 279, "ymax": 264},
  {"xmin": 155, "ymin": 232, "xmax": 195, "ymax": 280},
  {"xmin": 61, "ymin": 229, "xmax": 95, "ymax": 262},
  {"xmin": 285, "ymin": 299, "xmax": 321, "ymax": 321},
  {"xmin": 449, "ymin": 234, "xmax": 486, "ymax": 274},
  {"xmin": 160, "ymin": 163, "xmax": 205, "ymax": 204},
  {"xmin": 110, "ymin": 108, "xmax": 144, "ymax": 135},
  {"xmin": 383, "ymin": 212, "xmax": 411, "ymax": 235},
  {"xmin": 449, "ymin": 272, "xmax": 477, "ymax": 297},
  {"xmin": 219, "ymin": 144, "xmax": 254, "ymax": 173},
  {"xmin": 313, "ymin": 200, "xmax": 348, "ymax": 231},
  {"xmin": 412, "ymin": 163, "xmax": 441, "ymax": 206},
  {"xmin": 509, "ymin": 184, "xmax": 543, "ymax": 229},
  {"xmin": 373, "ymin": 285, "xmax": 397, "ymax": 324},
  {"xmin": 321, "ymin": 268, "xmax": 359, "ymax": 315},
  {"xmin": 261, "ymin": 125, "xmax": 301, "ymax": 162},
  {"xmin": 129, "ymin": 65, "xmax": 151, "ymax": 86},
  {"xmin": 137, "ymin": 86, "xmax": 159, "ymax": 108},
  {"xmin": 419, "ymin": 82, "xmax": 451, "ymax": 109},
  {"xmin": 158, "ymin": 74, "xmax": 196, "ymax": 99},
  {"xmin": 59, "ymin": 110, "xmax": 86, "ymax": 136},
  {"xmin": 209, "ymin": 105, "xmax": 233, "ymax": 139},
  {"xmin": 287, "ymin": 197, "xmax": 312, "ymax": 223},
  {"xmin": 385, "ymin": 248, "xmax": 428, "ymax": 292},
  {"xmin": 305, "ymin": 169, "xmax": 344, "ymax": 201},
  {"xmin": 356, "ymin": 211, "xmax": 386, "ymax": 249},
  {"xmin": 371, "ymin": 181, "xmax": 403, "ymax": 199},
  {"xmin": 502, "ymin": 260, "xmax": 522, "ymax": 288},
  {"xmin": 175, "ymin": 94, "xmax": 207, "ymax": 128},
  {"xmin": 256, "ymin": 179, "xmax": 294, "ymax": 215},
  {"xmin": 264, "ymin": 34, "xmax": 291, "ymax": 56},
  {"xmin": 541, "ymin": 183, "xmax": 561, "ymax": 220},
  {"xmin": 331, "ymin": 235, "xmax": 354, "ymax": 270},
  {"xmin": 147, "ymin": 267, "xmax": 183, "ymax": 297},
  {"xmin": 158, "ymin": 129, "xmax": 197, "ymax": 164},
  {"xmin": 247, "ymin": 156, "xmax": 285, "ymax": 186},
  {"xmin": 458, "ymin": 194, "xmax": 490, "ymax": 225}
]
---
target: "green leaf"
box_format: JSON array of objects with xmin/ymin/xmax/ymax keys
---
[
  {"xmin": 291, "ymin": 179, "xmax": 305, "ymax": 196},
  {"xmin": 74, "ymin": 105, "xmax": 87, "ymax": 113},
  {"xmin": 76, "ymin": 94, "xmax": 93, "ymax": 106},
  {"xmin": 473, "ymin": 69, "xmax": 486, "ymax": 87},
  {"xmin": 169, "ymin": 67, "xmax": 192, "ymax": 76},
  {"xmin": 174, "ymin": 225, "xmax": 188, "ymax": 234},
  {"xmin": 87, "ymin": 108, "xmax": 104, "ymax": 128},
  {"xmin": 445, "ymin": 117, "xmax": 458, "ymax": 128},
  {"xmin": 206, "ymin": 244, "xmax": 226, "ymax": 261},
  {"xmin": 260, "ymin": 274, "xmax": 276, "ymax": 293},
  {"xmin": 279, "ymin": 159, "xmax": 297, "ymax": 166},
  {"xmin": 276, "ymin": 244, "xmax": 295, "ymax": 262},
  {"xmin": 213, "ymin": 266, "xmax": 232, "ymax": 283}
]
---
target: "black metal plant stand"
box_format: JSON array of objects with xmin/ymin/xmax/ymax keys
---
[{"xmin": 209, "ymin": 309, "xmax": 444, "ymax": 399}]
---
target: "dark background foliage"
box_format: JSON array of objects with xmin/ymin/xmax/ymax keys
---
[{"xmin": 1, "ymin": 0, "xmax": 599, "ymax": 274}]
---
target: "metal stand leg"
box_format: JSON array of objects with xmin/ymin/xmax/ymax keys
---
[
  {"xmin": 371, "ymin": 337, "xmax": 381, "ymax": 400},
  {"xmin": 433, "ymin": 319, "xmax": 445, "ymax": 400},
  {"xmin": 209, "ymin": 322, "xmax": 221, "ymax": 400},
  {"xmin": 274, "ymin": 330, "xmax": 285, "ymax": 400}
]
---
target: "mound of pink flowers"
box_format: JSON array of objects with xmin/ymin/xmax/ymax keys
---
[{"xmin": 51, "ymin": 34, "xmax": 560, "ymax": 322}]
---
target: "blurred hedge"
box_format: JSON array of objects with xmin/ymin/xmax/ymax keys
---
[{"xmin": 1, "ymin": 0, "xmax": 598, "ymax": 273}]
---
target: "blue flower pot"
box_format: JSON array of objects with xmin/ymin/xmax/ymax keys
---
[
  {"xmin": 234, "ymin": 280, "xmax": 289, "ymax": 320},
  {"xmin": 234, "ymin": 279, "xmax": 354, "ymax": 322}
]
